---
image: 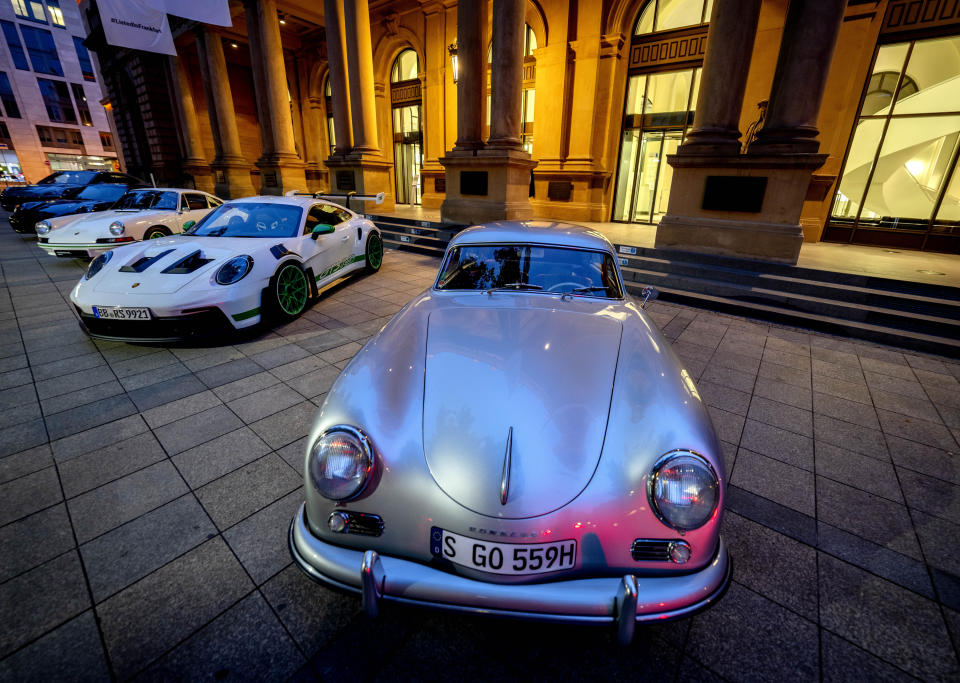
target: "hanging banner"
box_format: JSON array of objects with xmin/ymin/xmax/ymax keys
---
[
  {"xmin": 157, "ymin": 0, "xmax": 232, "ymax": 27},
  {"xmin": 98, "ymin": 0, "xmax": 176, "ymax": 55}
]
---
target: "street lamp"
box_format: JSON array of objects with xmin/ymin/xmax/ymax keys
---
[{"xmin": 447, "ymin": 42, "xmax": 458, "ymax": 84}]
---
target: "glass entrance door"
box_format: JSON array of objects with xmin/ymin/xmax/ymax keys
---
[{"xmin": 392, "ymin": 104, "xmax": 422, "ymax": 205}]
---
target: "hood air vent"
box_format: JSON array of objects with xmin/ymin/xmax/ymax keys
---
[
  {"xmin": 120, "ymin": 249, "xmax": 174, "ymax": 273},
  {"xmin": 162, "ymin": 250, "xmax": 213, "ymax": 274}
]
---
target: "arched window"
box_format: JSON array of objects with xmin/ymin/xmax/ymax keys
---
[
  {"xmin": 391, "ymin": 49, "xmax": 419, "ymax": 83},
  {"xmin": 863, "ymin": 71, "xmax": 918, "ymax": 117},
  {"xmin": 634, "ymin": 0, "xmax": 711, "ymax": 35}
]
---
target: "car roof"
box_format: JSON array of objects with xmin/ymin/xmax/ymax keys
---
[
  {"xmin": 225, "ymin": 195, "xmax": 346, "ymax": 209},
  {"xmin": 126, "ymin": 187, "xmax": 213, "ymax": 194},
  {"xmin": 450, "ymin": 221, "xmax": 615, "ymax": 252}
]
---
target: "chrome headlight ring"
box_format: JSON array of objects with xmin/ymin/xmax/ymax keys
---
[
  {"xmin": 35, "ymin": 220, "xmax": 51, "ymax": 235},
  {"xmin": 308, "ymin": 425, "xmax": 374, "ymax": 502},
  {"xmin": 647, "ymin": 449, "xmax": 720, "ymax": 534},
  {"xmin": 108, "ymin": 221, "xmax": 125, "ymax": 236}
]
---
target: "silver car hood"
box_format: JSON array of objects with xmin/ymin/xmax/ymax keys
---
[{"xmin": 423, "ymin": 305, "xmax": 622, "ymax": 518}]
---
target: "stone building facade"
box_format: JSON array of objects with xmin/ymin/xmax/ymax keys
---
[
  {"xmin": 83, "ymin": 0, "xmax": 960, "ymax": 259},
  {"xmin": 0, "ymin": 0, "xmax": 117, "ymax": 182}
]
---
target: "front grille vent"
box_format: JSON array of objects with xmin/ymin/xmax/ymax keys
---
[{"xmin": 630, "ymin": 539, "xmax": 674, "ymax": 562}]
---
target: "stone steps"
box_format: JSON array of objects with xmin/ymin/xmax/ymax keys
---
[
  {"xmin": 616, "ymin": 246, "xmax": 960, "ymax": 357},
  {"xmin": 368, "ymin": 215, "xmax": 460, "ymax": 258}
]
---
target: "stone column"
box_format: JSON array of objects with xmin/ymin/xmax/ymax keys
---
[
  {"xmin": 168, "ymin": 55, "xmax": 214, "ymax": 194},
  {"xmin": 678, "ymin": 0, "xmax": 763, "ymax": 155},
  {"xmin": 304, "ymin": 95, "xmax": 326, "ymax": 190},
  {"xmin": 486, "ymin": 0, "xmax": 525, "ymax": 150},
  {"xmin": 748, "ymin": 0, "xmax": 847, "ymax": 154},
  {"xmin": 241, "ymin": 0, "xmax": 274, "ymax": 158},
  {"xmin": 196, "ymin": 28, "xmax": 255, "ymax": 198},
  {"xmin": 342, "ymin": 0, "xmax": 379, "ymax": 154},
  {"xmin": 452, "ymin": 0, "xmax": 485, "ymax": 152},
  {"xmin": 323, "ymin": 0, "xmax": 352, "ymax": 154},
  {"xmin": 244, "ymin": 0, "xmax": 306, "ymax": 194}
]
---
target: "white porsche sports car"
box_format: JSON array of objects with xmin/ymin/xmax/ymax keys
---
[
  {"xmin": 36, "ymin": 188, "xmax": 221, "ymax": 258},
  {"xmin": 69, "ymin": 195, "xmax": 384, "ymax": 342}
]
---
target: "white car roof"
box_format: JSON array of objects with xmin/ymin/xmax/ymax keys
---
[
  {"xmin": 450, "ymin": 221, "xmax": 616, "ymax": 253},
  {"xmin": 225, "ymin": 195, "xmax": 337, "ymax": 209},
  {"xmin": 129, "ymin": 188, "xmax": 215, "ymax": 194}
]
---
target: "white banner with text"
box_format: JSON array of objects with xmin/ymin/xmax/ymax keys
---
[{"xmin": 99, "ymin": 0, "xmax": 176, "ymax": 55}]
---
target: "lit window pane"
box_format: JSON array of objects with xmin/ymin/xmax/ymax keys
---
[
  {"xmin": 391, "ymin": 49, "xmax": 418, "ymax": 83},
  {"xmin": 860, "ymin": 116, "xmax": 960, "ymax": 224},
  {"xmin": 522, "ymin": 89, "xmax": 534, "ymax": 123},
  {"xmin": 893, "ymin": 36, "xmax": 960, "ymax": 115},
  {"xmin": 862, "ymin": 43, "xmax": 909, "ymax": 116},
  {"xmin": 612, "ymin": 130, "xmax": 640, "ymax": 221},
  {"xmin": 624, "ymin": 74, "xmax": 647, "ymax": 116},
  {"xmin": 644, "ymin": 70, "xmax": 693, "ymax": 126},
  {"xmin": 832, "ymin": 118, "xmax": 885, "ymax": 219},
  {"xmin": 934, "ymin": 170, "xmax": 960, "ymax": 225},
  {"xmin": 634, "ymin": 3, "xmax": 653, "ymax": 35},
  {"xmin": 655, "ymin": 0, "xmax": 705, "ymax": 32}
]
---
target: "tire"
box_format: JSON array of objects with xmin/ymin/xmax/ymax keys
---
[
  {"xmin": 143, "ymin": 226, "xmax": 170, "ymax": 239},
  {"xmin": 365, "ymin": 231, "xmax": 383, "ymax": 273},
  {"xmin": 268, "ymin": 261, "xmax": 310, "ymax": 320}
]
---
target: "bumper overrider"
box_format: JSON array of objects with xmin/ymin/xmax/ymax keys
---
[{"xmin": 289, "ymin": 504, "xmax": 731, "ymax": 644}]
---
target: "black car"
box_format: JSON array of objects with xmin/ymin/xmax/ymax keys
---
[
  {"xmin": 0, "ymin": 170, "xmax": 144, "ymax": 212},
  {"xmin": 9, "ymin": 183, "xmax": 134, "ymax": 234}
]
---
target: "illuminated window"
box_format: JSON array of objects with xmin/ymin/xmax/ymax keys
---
[
  {"xmin": 390, "ymin": 49, "xmax": 418, "ymax": 83},
  {"xmin": 99, "ymin": 131, "xmax": 113, "ymax": 150},
  {"xmin": 633, "ymin": 0, "xmax": 710, "ymax": 35},
  {"xmin": 829, "ymin": 36, "xmax": 960, "ymax": 252},
  {"xmin": 9, "ymin": 0, "xmax": 27, "ymax": 18},
  {"xmin": 46, "ymin": 0, "xmax": 64, "ymax": 27}
]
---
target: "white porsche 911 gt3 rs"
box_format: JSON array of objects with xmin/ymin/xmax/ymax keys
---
[
  {"xmin": 69, "ymin": 195, "xmax": 384, "ymax": 342},
  {"xmin": 36, "ymin": 188, "xmax": 221, "ymax": 259}
]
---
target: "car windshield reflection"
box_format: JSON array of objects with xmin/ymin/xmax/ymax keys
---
[
  {"xmin": 186, "ymin": 203, "xmax": 303, "ymax": 238},
  {"xmin": 436, "ymin": 244, "xmax": 624, "ymax": 298},
  {"xmin": 115, "ymin": 190, "xmax": 179, "ymax": 211}
]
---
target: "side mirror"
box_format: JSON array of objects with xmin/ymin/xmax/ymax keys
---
[
  {"xmin": 183, "ymin": 220, "xmax": 196, "ymax": 231},
  {"xmin": 311, "ymin": 224, "xmax": 336, "ymax": 240},
  {"xmin": 640, "ymin": 286, "xmax": 659, "ymax": 309}
]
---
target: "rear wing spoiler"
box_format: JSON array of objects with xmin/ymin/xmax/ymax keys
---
[{"xmin": 285, "ymin": 190, "xmax": 385, "ymax": 211}]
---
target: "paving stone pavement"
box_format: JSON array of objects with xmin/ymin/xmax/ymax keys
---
[{"xmin": 0, "ymin": 220, "xmax": 959, "ymax": 681}]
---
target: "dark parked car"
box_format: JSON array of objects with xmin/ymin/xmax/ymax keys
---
[
  {"xmin": 9, "ymin": 183, "xmax": 134, "ymax": 234},
  {"xmin": 0, "ymin": 170, "xmax": 144, "ymax": 212}
]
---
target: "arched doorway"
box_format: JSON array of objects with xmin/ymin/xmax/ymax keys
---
[
  {"xmin": 611, "ymin": 0, "xmax": 711, "ymax": 224},
  {"xmin": 390, "ymin": 49, "xmax": 423, "ymax": 205}
]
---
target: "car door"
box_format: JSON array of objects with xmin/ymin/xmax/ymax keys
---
[
  {"xmin": 178, "ymin": 192, "xmax": 211, "ymax": 232},
  {"xmin": 298, "ymin": 203, "xmax": 352, "ymax": 281}
]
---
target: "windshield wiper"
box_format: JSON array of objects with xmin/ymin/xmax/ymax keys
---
[
  {"xmin": 485, "ymin": 283, "xmax": 543, "ymax": 295},
  {"xmin": 561, "ymin": 286, "xmax": 613, "ymax": 300}
]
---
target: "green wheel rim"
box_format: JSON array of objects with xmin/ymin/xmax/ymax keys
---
[
  {"xmin": 368, "ymin": 233, "xmax": 383, "ymax": 269},
  {"xmin": 148, "ymin": 231, "xmax": 164, "ymax": 239},
  {"xmin": 277, "ymin": 265, "xmax": 308, "ymax": 315}
]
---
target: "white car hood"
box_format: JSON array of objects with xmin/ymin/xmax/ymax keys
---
[
  {"xmin": 90, "ymin": 236, "xmax": 254, "ymax": 295},
  {"xmin": 51, "ymin": 208, "xmax": 169, "ymax": 237},
  {"xmin": 422, "ymin": 305, "xmax": 623, "ymax": 518}
]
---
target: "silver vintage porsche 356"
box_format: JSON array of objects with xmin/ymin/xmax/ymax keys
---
[{"xmin": 289, "ymin": 221, "xmax": 730, "ymax": 644}]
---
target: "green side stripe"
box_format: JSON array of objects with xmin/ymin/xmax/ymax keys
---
[
  {"xmin": 315, "ymin": 254, "xmax": 365, "ymax": 281},
  {"xmin": 232, "ymin": 307, "xmax": 261, "ymax": 321}
]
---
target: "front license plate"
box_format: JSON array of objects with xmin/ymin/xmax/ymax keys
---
[
  {"xmin": 54, "ymin": 250, "xmax": 75, "ymax": 258},
  {"xmin": 92, "ymin": 306, "xmax": 151, "ymax": 320},
  {"xmin": 430, "ymin": 527, "xmax": 576, "ymax": 576}
]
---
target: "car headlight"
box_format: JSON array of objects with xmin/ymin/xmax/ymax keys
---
[
  {"xmin": 309, "ymin": 426, "xmax": 373, "ymax": 501},
  {"xmin": 215, "ymin": 255, "xmax": 253, "ymax": 285},
  {"xmin": 85, "ymin": 250, "xmax": 113, "ymax": 280},
  {"xmin": 648, "ymin": 450, "xmax": 719, "ymax": 532},
  {"xmin": 108, "ymin": 221, "xmax": 124, "ymax": 236},
  {"xmin": 35, "ymin": 221, "xmax": 51, "ymax": 235}
]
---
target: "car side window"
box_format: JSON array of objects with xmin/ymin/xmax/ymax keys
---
[
  {"xmin": 184, "ymin": 193, "xmax": 207, "ymax": 210},
  {"xmin": 207, "ymin": 197, "xmax": 222, "ymax": 208},
  {"xmin": 304, "ymin": 203, "xmax": 343, "ymax": 234},
  {"xmin": 335, "ymin": 208, "xmax": 353, "ymax": 224},
  {"xmin": 180, "ymin": 195, "xmax": 190, "ymax": 211}
]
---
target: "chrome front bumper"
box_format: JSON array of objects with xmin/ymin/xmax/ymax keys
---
[{"xmin": 289, "ymin": 504, "xmax": 731, "ymax": 641}]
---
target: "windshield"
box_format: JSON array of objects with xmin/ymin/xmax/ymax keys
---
[
  {"xmin": 38, "ymin": 171, "xmax": 97, "ymax": 185},
  {"xmin": 186, "ymin": 202, "xmax": 303, "ymax": 238},
  {"xmin": 76, "ymin": 184, "xmax": 127, "ymax": 201},
  {"xmin": 114, "ymin": 190, "xmax": 179, "ymax": 211},
  {"xmin": 436, "ymin": 244, "xmax": 624, "ymax": 298}
]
